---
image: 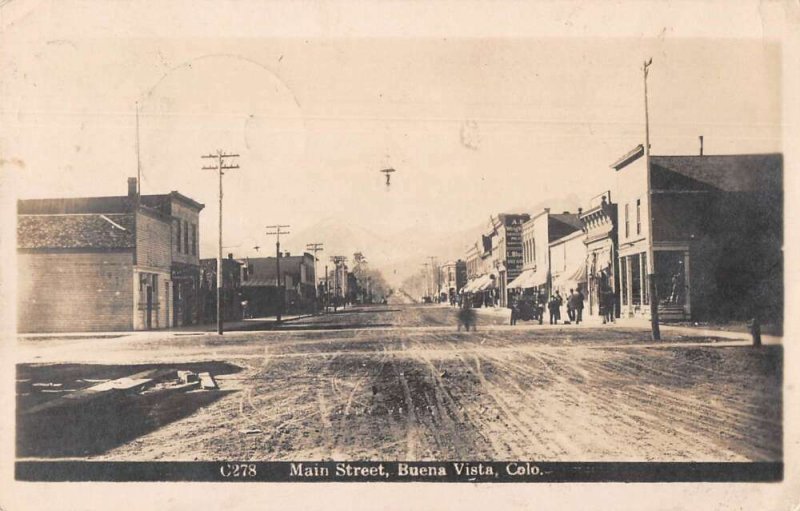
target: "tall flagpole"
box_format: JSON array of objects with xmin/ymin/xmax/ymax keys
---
[{"xmin": 135, "ymin": 102, "xmax": 141, "ymax": 194}]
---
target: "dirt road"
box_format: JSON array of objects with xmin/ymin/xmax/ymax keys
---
[{"xmin": 17, "ymin": 305, "xmax": 781, "ymax": 462}]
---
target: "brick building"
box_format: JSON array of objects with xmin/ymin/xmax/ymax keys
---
[{"xmin": 17, "ymin": 178, "xmax": 204, "ymax": 332}]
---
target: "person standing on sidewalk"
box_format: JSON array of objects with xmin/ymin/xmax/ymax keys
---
[
  {"xmin": 575, "ymin": 288, "xmax": 584, "ymax": 324},
  {"xmin": 509, "ymin": 295, "xmax": 519, "ymax": 326},
  {"xmin": 548, "ymin": 294, "xmax": 558, "ymax": 324},
  {"xmin": 566, "ymin": 288, "xmax": 576, "ymax": 323}
]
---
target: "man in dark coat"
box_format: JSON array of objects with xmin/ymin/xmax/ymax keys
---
[{"xmin": 574, "ymin": 288, "xmax": 585, "ymax": 324}]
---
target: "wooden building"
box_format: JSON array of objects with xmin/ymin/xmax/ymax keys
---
[{"xmin": 613, "ymin": 147, "xmax": 782, "ymax": 322}]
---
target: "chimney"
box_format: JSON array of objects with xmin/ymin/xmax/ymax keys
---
[
  {"xmin": 699, "ymin": 135, "xmax": 704, "ymax": 156},
  {"xmin": 285, "ymin": 251, "xmax": 291, "ymax": 257},
  {"xmin": 127, "ymin": 177, "xmax": 138, "ymax": 197},
  {"xmin": 228, "ymin": 253, "xmax": 233, "ymax": 260},
  {"xmin": 578, "ymin": 207, "xmax": 583, "ymax": 215}
]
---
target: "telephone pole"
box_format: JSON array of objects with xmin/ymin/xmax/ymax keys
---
[
  {"xmin": 422, "ymin": 262, "xmax": 431, "ymax": 300},
  {"xmin": 306, "ymin": 242, "xmax": 324, "ymax": 313},
  {"xmin": 202, "ymin": 150, "xmax": 240, "ymax": 335},
  {"xmin": 266, "ymin": 225, "xmax": 290, "ymax": 323},
  {"xmin": 643, "ymin": 58, "xmax": 660, "ymax": 341}
]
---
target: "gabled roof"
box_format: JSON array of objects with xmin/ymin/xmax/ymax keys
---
[
  {"xmin": 18, "ymin": 214, "xmax": 136, "ymax": 250},
  {"xmin": 650, "ymin": 154, "xmax": 782, "ymax": 192}
]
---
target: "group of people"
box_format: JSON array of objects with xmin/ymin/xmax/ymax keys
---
[
  {"xmin": 546, "ymin": 288, "xmax": 585, "ymax": 325},
  {"xmin": 509, "ymin": 288, "xmax": 586, "ymax": 325}
]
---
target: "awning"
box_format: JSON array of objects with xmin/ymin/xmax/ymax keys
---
[
  {"xmin": 508, "ymin": 269, "xmax": 535, "ymax": 289},
  {"xmin": 463, "ymin": 274, "xmax": 495, "ymax": 293},
  {"xmin": 475, "ymin": 274, "xmax": 496, "ymax": 291},
  {"xmin": 508, "ymin": 267, "xmax": 548, "ymax": 289},
  {"xmin": 568, "ymin": 263, "xmax": 587, "ymax": 283},
  {"xmin": 554, "ymin": 263, "xmax": 587, "ymax": 290},
  {"xmin": 462, "ymin": 278, "xmax": 477, "ymax": 293}
]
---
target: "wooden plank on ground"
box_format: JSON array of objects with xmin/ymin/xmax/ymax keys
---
[{"xmin": 198, "ymin": 372, "xmax": 218, "ymax": 390}]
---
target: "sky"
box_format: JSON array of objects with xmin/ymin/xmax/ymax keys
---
[{"xmin": 0, "ymin": 1, "xmax": 785, "ymax": 277}]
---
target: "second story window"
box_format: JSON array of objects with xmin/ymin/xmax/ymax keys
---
[
  {"xmin": 636, "ymin": 199, "xmax": 641, "ymax": 235},
  {"xmin": 176, "ymin": 220, "xmax": 182, "ymax": 253},
  {"xmin": 191, "ymin": 224, "xmax": 197, "ymax": 256},
  {"xmin": 183, "ymin": 220, "xmax": 189, "ymax": 254},
  {"xmin": 625, "ymin": 203, "xmax": 630, "ymax": 238}
]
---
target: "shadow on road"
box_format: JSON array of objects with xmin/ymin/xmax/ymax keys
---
[{"xmin": 17, "ymin": 361, "xmax": 241, "ymax": 458}]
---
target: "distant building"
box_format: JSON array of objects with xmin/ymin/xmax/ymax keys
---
[
  {"xmin": 612, "ymin": 147, "xmax": 782, "ymax": 322},
  {"xmin": 462, "ymin": 213, "xmax": 530, "ymax": 307},
  {"xmin": 199, "ymin": 255, "xmax": 243, "ymax": 323},
  {"xmin": 17, "ymin": 178, "xmax": 204, "ymax": 332},
  {"xmin": 240, "ymin": 253, "xmax": 317, "ymax": 316},
  {"xmin": 509, "ymin": 209, "xmax": 582, "ymax": 297},
  {"xmin": 549, "ymin": 229, "xmax": 587, "ymax": 298},
  {"xmin": 579, "ymin": 191, "xmax": 619, "ymax": 318},
  {"xmin": 440, "ymin": 259, "xmax": 467, "ymax": 300}
]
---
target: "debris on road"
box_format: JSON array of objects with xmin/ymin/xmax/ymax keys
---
[{"xmin": 198, "ymin": 372, "xmax": 218, "ymax": 390}]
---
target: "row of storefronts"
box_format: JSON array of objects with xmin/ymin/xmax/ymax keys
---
[{"xmin": 447, "ymin": 148, "xmax": 783, "ymax": 324}]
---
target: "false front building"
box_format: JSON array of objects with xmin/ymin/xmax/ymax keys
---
[{"xmin": 613, "ymin": 146, "xmax": 782, "ymax": 322}]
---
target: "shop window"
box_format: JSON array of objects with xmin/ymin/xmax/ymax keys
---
[
  {"xmin": 642, "ymin": 252, "xmax": 649, "ymax": 305},
  {"xmin": 620, "ymin": 257, "xmax": 628, "ymax": 306},
  {"xmin": 631, "ymin": 253, "xmax": 642, "ymax": 306},
  {"xmin": 655, "ymin": 251, "xmax": 687, "ymax": 306}
]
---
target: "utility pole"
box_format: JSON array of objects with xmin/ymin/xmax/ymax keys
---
[
  {"xmin": 306, "ymin": 242, "xmax": 324, "ymax": 313},
  {"xmin": 324, "ymin": 264, "xmax": 329, "ymax": 312},
  {"xmin": 643, "ymin": 58, "xmax": 660, "ymax": 341},
  {"xmin": 422, "ymin": 262, "xmax": 430, "ymax": 301},
  {"xmin": 202, "ymin": 150, "xmax": 240, "ymax": 335},
  {"xmin": 266, "ymin": 224, "xmax": 290, "ymax": 323}
]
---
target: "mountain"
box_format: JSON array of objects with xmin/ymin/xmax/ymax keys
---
[{"xmin": 235, "ymin": 193, "xmax": 585, "ymax": 287}]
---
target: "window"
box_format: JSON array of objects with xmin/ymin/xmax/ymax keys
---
[
  {"xmin": 176, "ymin": 221, "xmax": 182, "ymax": 253},
  {"xmin": 642, "ymin": 252, "xmax": 649, "ymax": 305},
  {"xmin": 183, "ymin": 220, "xmax": 189, "ymax": 254},
  {"xmin": 620, "ymin": 257, "xmax": 628, "ymax": 306},
  {"xmin": 636, "ymin": 199, "xmax": 641, "ymax": 235},
  {"xmin": 191, "ymin": 224, "xmax": 197, "ymax": 256},
  {"xmin": 624, "ymin": 203, "xmax": 630, "ymax": 238},
  {"xmin": 631, "ymin": 253, "xmax": 642, "ymax": 306}
]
